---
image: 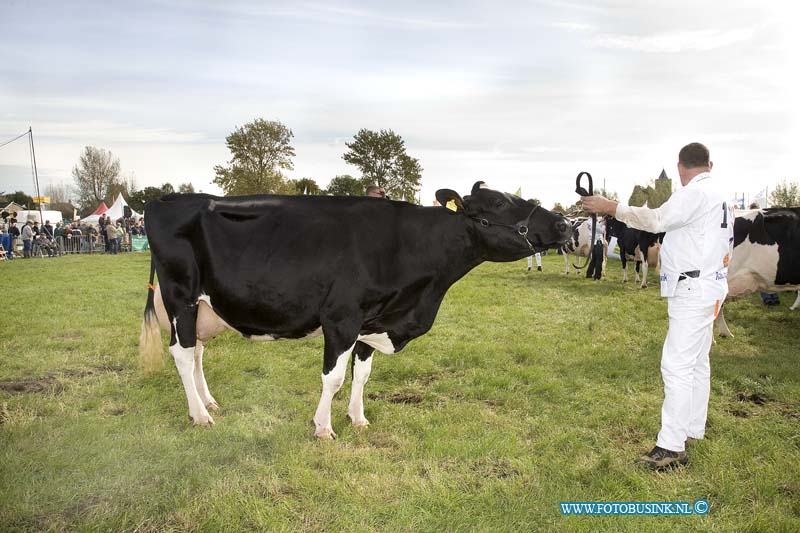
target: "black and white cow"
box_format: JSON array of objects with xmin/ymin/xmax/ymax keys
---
[
  {"xmin": 139, "ymin": 183, "xmax": 571, "ymax": 438},
  {"xmin": 606, "ymin": 218, "xmax": 664, "ymax": 288},
  {"xmin": 716, "ymin": 208, "xmax": 800, "ymax": 336},
  {"xmin": 560, "ymin": 217, "xmax": 608, "ymax": 277}
]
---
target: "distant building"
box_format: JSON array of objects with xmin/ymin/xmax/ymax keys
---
[
  {"xmin": 628, "ymin": 168, "xmax": 673, "ymax": 208},
  {"xmin": 2, "ymin": 201, "xmax": 26, "ymax": 215}
]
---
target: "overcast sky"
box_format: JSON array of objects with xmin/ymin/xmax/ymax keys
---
[{"xmin": 1, "ymin": 0, "xmax": 798, "ymax": 207}]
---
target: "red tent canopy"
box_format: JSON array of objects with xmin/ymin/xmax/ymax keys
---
[{"xmin": 91, "ymin": 202, "xmax": 109, "ymax": 216}]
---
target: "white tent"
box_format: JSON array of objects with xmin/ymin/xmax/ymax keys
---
[
  {"xmin": 15, "ymin": 209, "xmax": 63, "ymax": 226},
  {"xmin": 81, "ymin": 193, "xmax": 142, "ymax": 225}
]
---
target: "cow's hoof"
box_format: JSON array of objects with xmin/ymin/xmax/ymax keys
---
[
  {"xmin": 191, "ymin": 413, "xmax": 215, "ymax": 426},
  {"xmin": 315, "ymin": 427, "xmax": 337, "ymax": 440},
  {"xmin": 206, "ymin": 401, "xmax": 220, "ymax": 412},
  {"xmin": 350, "ymin": 418, "xmax": 370, "ymax": 428}
]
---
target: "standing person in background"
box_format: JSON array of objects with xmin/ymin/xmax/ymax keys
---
[
  {"xmin": 21, "ymin": 221, "xmax": 34, "ymax": 258},
  {"xmin": 582, "ymin": 142, "xmax": 732, "ymax": 470},
  {"xmin": 99, "ymin": 214, "xmax": 109, "ymax": 253},
  {"xmin": 9, "ymin": 222, "xmax": 20, "ymax": 259},
  {"xmin": 527, "ymin": 252, "xmax": 543, "ymax": 272},
  {"xmin": 585, "ymin": 216, "xmax": 607, "ymax": 281},
  {"xmin": 106, "ymin": 220, "xmax": 118, "ymax": 255},
  {"xmin": 43, "ymin": 220, "xmax": 54, "ymax": 239},
  {"xmin": 365, "ymin": 185, "xmax": 387, "ymax": 198},
  {"xmin": 115, "ymin": 220, "xmax": 125, "ymax": 253}
]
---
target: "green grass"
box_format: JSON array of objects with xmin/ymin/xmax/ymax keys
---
[{"xmin": 1, "ymin": 253, "xmax": 798, "ymax": 532}]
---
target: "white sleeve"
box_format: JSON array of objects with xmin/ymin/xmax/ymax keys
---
[{"xmin": 614, "ymin": 188, "xmax": 705, "ymax": 233}]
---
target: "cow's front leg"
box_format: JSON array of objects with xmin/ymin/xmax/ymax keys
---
[
  {"xmin": 348, "ymin": 342, "xmax": 374, "ymax": 428},
  {"xmin": 193, "ymin": 343, "xmax": 219, "ymax": 411},
  {"xmin": 313, "ymin": 336, "xmax": 356, "ymax": 440}
]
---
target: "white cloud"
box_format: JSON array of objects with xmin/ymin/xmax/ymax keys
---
[{"xmin": 590, "ymin": 27, "xmax": 757, "ymax": 53}]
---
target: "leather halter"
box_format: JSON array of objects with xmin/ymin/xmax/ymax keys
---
[{"xmin": 467, "ymin": 204, "xmax": 541, "ymax": 251}]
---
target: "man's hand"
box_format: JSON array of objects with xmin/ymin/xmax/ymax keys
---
[{"xmin": 581, "ymin": 195, "xmax": 618, "ymax": 216}]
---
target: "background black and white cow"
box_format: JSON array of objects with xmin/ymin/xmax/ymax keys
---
[
  {"xmin": 606, "ymin": 218, "xmax": 664, "ymax": 288},
  {"xmin": 140, "ymin": 183, "xmax": 571, "ymax": 438},
  {"xmin": 560, "ymin": 217, "xmax": 608, "ymax": 277},
  {"xmin": 717, "ymin": 208, "xmax": 800, "ymax": 336}
]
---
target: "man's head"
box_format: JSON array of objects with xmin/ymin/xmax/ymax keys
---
[
  {"xmin": 365, "ymin": 185, "xmax": 386, "ymax": 198},
  {"xmin": 677, "ymin": 142, "xmax": 712, "ymax": 186}
]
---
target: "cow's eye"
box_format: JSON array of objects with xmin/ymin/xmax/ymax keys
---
[{"xmin": 493, "ymin": 198, "xmax": 505, "ymax": 208}]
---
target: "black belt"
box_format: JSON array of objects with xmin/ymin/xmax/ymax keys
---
[{"xmin": 678, "ymin": 270, "xmax": 700, "ymax": 281}]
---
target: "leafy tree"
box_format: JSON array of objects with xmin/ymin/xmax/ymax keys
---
[
  {"xmin": 551, "ymin": 202, "xmax": 566, "ymax": 214},
  {"xmin": 213, "ymin": 118, "xmax": 295, "ymax": 195},
  {"xmin": 2, "ymin": 190, "xmax": 33, "ymax": 209},
  {"xmin": 342, "ymin": 128, "xmax": 422, "ymax": 203},
  {"xmin": 769, "ymin": 180, "xmax": 800, "ymax": 207},
  {"xmin": 291, "ymin": 178, "xmax": 321, "ymax": 195},
  {"xmin": 596, "ymin": 188, "xmax": 619, "ymax": 201},
  {"xmin": 72, "ymin": 146, "xmax": 122, "ymax": 210},
  {"xmin": 45, "ymin": 182, "xmax": 73, "ymax": 204},
  {"xmin": 325, "ymin": 174, "xmax": 364, "ymax": 196},
  {"xmin": 105, "ymin": 175, "xmax": 137, "ymax": 206},
  {"xmin": 178, "ymin": 182, "xmax": 195, "ymax": 194},
  {"xmin": 628, "ymin": 185, "xmax": 649, "ymax": 207},
  {"xmin": 628, "ymin": 177, "xmax": 672, "ymax": 208},
  {"xmin": 128, "ymin": 184, "xmax": 177, "ymax": 212}
]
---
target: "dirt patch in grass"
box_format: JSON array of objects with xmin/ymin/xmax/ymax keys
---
[
  {"xmin": 368, "ymin": 391, "xmax": 424, "ymax": 404},
  {"xmin": 0, "ymin": 366, "xmax": 124, "ymax": 395},
  {"xmin": 727, "ymin": 408, "xmax": 750, "ymax": 418},
  {"xmin": 736, "ymin": 392, "xmax": 769, "ymax": 405},
  {"xmin": 471, "ymin": 457, "xmax": 520, "ymax": 479},
  {"xmin": 0, "ymin": 376, "xmax": 63, "ymax": 394}
]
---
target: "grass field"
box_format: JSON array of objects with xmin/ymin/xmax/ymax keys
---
[{"xmin": 1, "ymin": 252, "xmax": 798, "ymax": 532}]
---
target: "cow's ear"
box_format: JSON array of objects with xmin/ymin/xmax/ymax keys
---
[
  {"xmin": 435, "ymin": 189, "xmax": 464, "ymax": 212},
  {"xmin": 471, "ymin": 181, "xmax": 489, "ymax": 195}
]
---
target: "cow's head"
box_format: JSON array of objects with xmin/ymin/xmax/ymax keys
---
[{"xmin": 436, "ymin": 182, "xmax": 571, "ymax": 261}]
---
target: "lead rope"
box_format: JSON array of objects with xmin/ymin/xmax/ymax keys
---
[{"xmin": 571, "ymin": 171, "xmax": 596, "ymax": 270}]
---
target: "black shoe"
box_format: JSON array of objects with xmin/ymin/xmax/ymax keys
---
[
  {"xmin": 635, "ymin": 446, "xmax": 687, "ymax": 470},
  {"xmin": 527, "ymin": 266, "xmax": 531, "ymax": 272},
  {"xmin": 537, "ymin": 266, "xmax": 542, "ymax": 272}
]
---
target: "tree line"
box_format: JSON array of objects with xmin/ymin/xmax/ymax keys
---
[{"xmin": 38, "ymin": 117, "xmax": 423, "ymax": 217}]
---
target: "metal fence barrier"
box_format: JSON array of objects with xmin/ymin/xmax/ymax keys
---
[{"xmin": 3, "ymin": 234, "xmax": 141, "ymax": 258}]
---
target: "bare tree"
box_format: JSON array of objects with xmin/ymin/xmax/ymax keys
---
[
  {"xmin": 45, "ymin": 181, "xmax": 73, "ymax": 204},
  {"xmin": 72, "ymin": 146, "xmax": 122, "ymax": 209}
]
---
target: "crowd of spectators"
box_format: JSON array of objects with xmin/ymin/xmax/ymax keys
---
[{"xmin": 0, "ymin": 211, "xmax": 146, "ymax": 260}]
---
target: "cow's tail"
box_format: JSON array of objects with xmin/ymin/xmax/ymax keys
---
[{"xmin": 139, "ymin": 256, "xmax": 164, "ymax": 372}]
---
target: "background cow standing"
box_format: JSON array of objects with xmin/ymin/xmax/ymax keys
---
[
  {"xmin": 560, "ymin": 217, "xmax": 608, "ymax": 278},
  {"xmin": 717, "ymin": 208, "xmax": 800, "ymax": 336},
  {"xmin": 606, "ymin": 218, "xmax": 664, "ymax": 288},
  {"xmin": 140, "ymin": 183, "xmax": 571, "ymax": 439}
]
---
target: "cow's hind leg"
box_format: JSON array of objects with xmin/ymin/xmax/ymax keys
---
[
  {"xmin": 193, "ymin": 343, "xmax": 219, "ymax": 411},
  {"xmin": 790, "ymin": 291, "xmax": 800, "ymax": 311},
  {"xmin": 348, "ymin": 341, "xmax": 374, "ymax": 428},
  {"xmin": 716, "ymin": 305, "xmax": 734, "ymax": 338},
  {"xmin": 170, "ymin": 305, "xmax": 214, "ymax": 425}
]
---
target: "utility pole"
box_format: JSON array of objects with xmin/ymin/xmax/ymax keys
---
[{"xmin": 28, "ymin": 127, "xmax": 44, "ymax": 224}]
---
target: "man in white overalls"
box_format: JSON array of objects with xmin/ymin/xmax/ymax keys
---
[{"xmin": 583, "ymin": 143, "xmax": 733, "ymax": 469}]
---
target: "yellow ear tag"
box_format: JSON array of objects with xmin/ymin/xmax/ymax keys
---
[{"xmin": 446, "ymin": 200, "xmax": 458, "ymax": 212}]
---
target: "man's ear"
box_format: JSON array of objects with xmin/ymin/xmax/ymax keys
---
[
  {"xmin": 471, "ymin": 181, "xmax": 489, "ymax": 195},
  {"xmin": 435, "ymin": 189, "xmax": 464, "ymax": 212}
]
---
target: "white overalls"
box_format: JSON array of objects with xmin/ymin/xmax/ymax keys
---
[{"xmin": 615, "ymin": 172, "xmax": 733, "ymax": 452}]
